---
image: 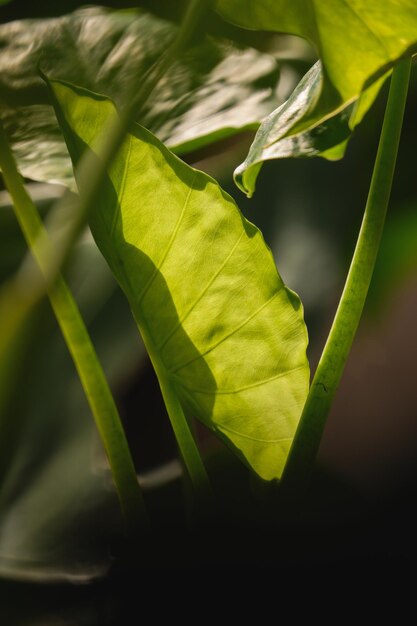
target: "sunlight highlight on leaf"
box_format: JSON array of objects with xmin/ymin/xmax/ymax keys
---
[
  {"xmin": 48, "ymin": 79, "xmax": 310, "ymax": 480},
  {"xmin": 216, "ymin": 0, "xmax": 417, "ymax": 133}
]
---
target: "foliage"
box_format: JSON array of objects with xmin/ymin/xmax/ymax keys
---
[
  {"xmin": 0, "ymin": 6, "xmax": 290, "ymax": 189},
  {"xmin": 235, "ymin": 64, "xmax": 388, "ymax": 196},
  {"xmin": 0, "ymin": 0, "xmax": 415, "ymax": 581},
  {"xmin": 216, "ymin": 0, "xmax": 417, "ymax": 130},
  {"xmin": 47, "ymin": 78, "xmax": 309, "ymax": 479}
]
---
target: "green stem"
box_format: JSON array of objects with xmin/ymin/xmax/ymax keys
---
[
  {"xmin": 282, "ymin": 57, "xmax": 411, "ymax": 489},
  {"xmin": 159, "ymin": 373, "xmax": 214, "ymax": 506},
  {"xmin": 0, "ymin": 123, "xmax": 148, "ymax": 534},
  {"xmin": 138, "ymin": 320, "xmax": 213, "ymax": 512}
]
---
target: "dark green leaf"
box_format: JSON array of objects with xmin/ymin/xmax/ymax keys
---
[
  {"xmin": 235, "ymin": 62, "xmax": 388, "ymax": 196},
  {"xmin": 0, "ymin": 6, "xmax": 291, "ymax": 189},
  {"xmin": 216, "ymin": 0, "xmax": 417, "ymax": 133},
  {"xmin": 48, "ymin": 79, "xmax": 309, "ymax": 480}
]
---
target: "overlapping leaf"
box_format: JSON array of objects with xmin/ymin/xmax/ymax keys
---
[
  {"xmin": 0, "ymin": 6, "xmax": 293, "ymax": 189},
  {"xmin": 216, "ymin": 0, "xmax": 417, "ymax": 135},
  {"xmin": 235, "ymin": 61, "xmax": 388, "ymax": 196},
  {"xmin": 48, "ymin": 78, "xmax": 309, "ymax": 480}
]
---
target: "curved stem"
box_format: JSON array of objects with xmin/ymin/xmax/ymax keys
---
[
  {"xmin": 0, "ymin": 123, "xmax": 148, "ymax": 534},
  {"xmin": 282, "ymin": 57, "xmax": 411, "ymax": 489},
  {"xmin": 138, "ymin": 319, "xmax": 213, "ymax": 514},
  {"xmin": 159, "ymin": 373, "xmax": 214, "ymax": 506}
]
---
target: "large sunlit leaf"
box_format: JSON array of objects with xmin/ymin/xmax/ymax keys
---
[
  {"xmin": 235, "ymin": 61, "xmax": 388, "ymax": 196},
  {"xmin": 216, "ymin": 0, "xmax": 417, "ymax": 134},
  {"xmin": 48, "ymin": 78, "xmax": 309, "ymax": 481},
  {"xmin": 0, "ymin": 6, "xmax": 293, "ymax": 189}
]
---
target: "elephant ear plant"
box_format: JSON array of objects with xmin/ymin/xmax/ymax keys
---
[{"xmin": 0, "ymin": 0, "xmax": 416, "ymax": 572}]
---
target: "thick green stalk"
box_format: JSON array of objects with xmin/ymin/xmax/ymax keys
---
[
  {"xmin": 0, "ymin": 123, "xmax": 148, "ymax": 533},
  {"xmin": 282, "ymin": 57, "xmax": 411, "ymax": 488}
]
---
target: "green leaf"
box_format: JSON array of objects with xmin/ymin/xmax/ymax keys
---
[
  {"xmin": 0, "ymin": 6, "xmax": 290, "ymax": 190},
  {"xmin": 48, "ymin": 78, "xmax": 309, "ymax": 481},
  {"xmin": 216, "ymin": 0, "xmax": 417, "ymax": 133},
  {"xmin": 235, "ymin": 61, "xmax": 389, "ymax": 196}
]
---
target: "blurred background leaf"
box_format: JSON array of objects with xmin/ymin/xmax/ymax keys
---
[{"xmin": 0, "ymin": 5, "xmax": 308, "ymax": 189}]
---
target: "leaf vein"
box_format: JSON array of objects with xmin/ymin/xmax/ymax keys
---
[
  {"xmin": 110, "ymin": 133, "xmax": 132, "ymax": 239},
  {"xmin": 136, "ymin": 170, "xmax": 196, "ymax": 306},
  {"xmin": 169, "ymin": 286, "xmax": 283, "ymax": 374},
  {"xmin": 339, "ymin": 0, "xmax": 391, "ymax": 57},
  {"xmin": 218, "ymin": 426, "xmax": 292, "ymax": 445},
  {"xmin": 157, "ymin": 229, "xmax": 245, "ymax": 352},
  {"xmin": 174, "ymin": 363, "xmax": 305, "ymax": 395}
]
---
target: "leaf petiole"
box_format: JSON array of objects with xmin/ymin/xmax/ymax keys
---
[{"xmin": 282, "ymin": 57, "xmax": 412, "ymax": 489}]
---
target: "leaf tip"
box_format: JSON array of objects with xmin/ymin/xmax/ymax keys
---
[
  {"xmin": 233, "ymin": 161, "xmax": 259, "ymax": 198},
  {"xmin": 233, "ymin": 162, "xmax": 249, "ymax": 196}
]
